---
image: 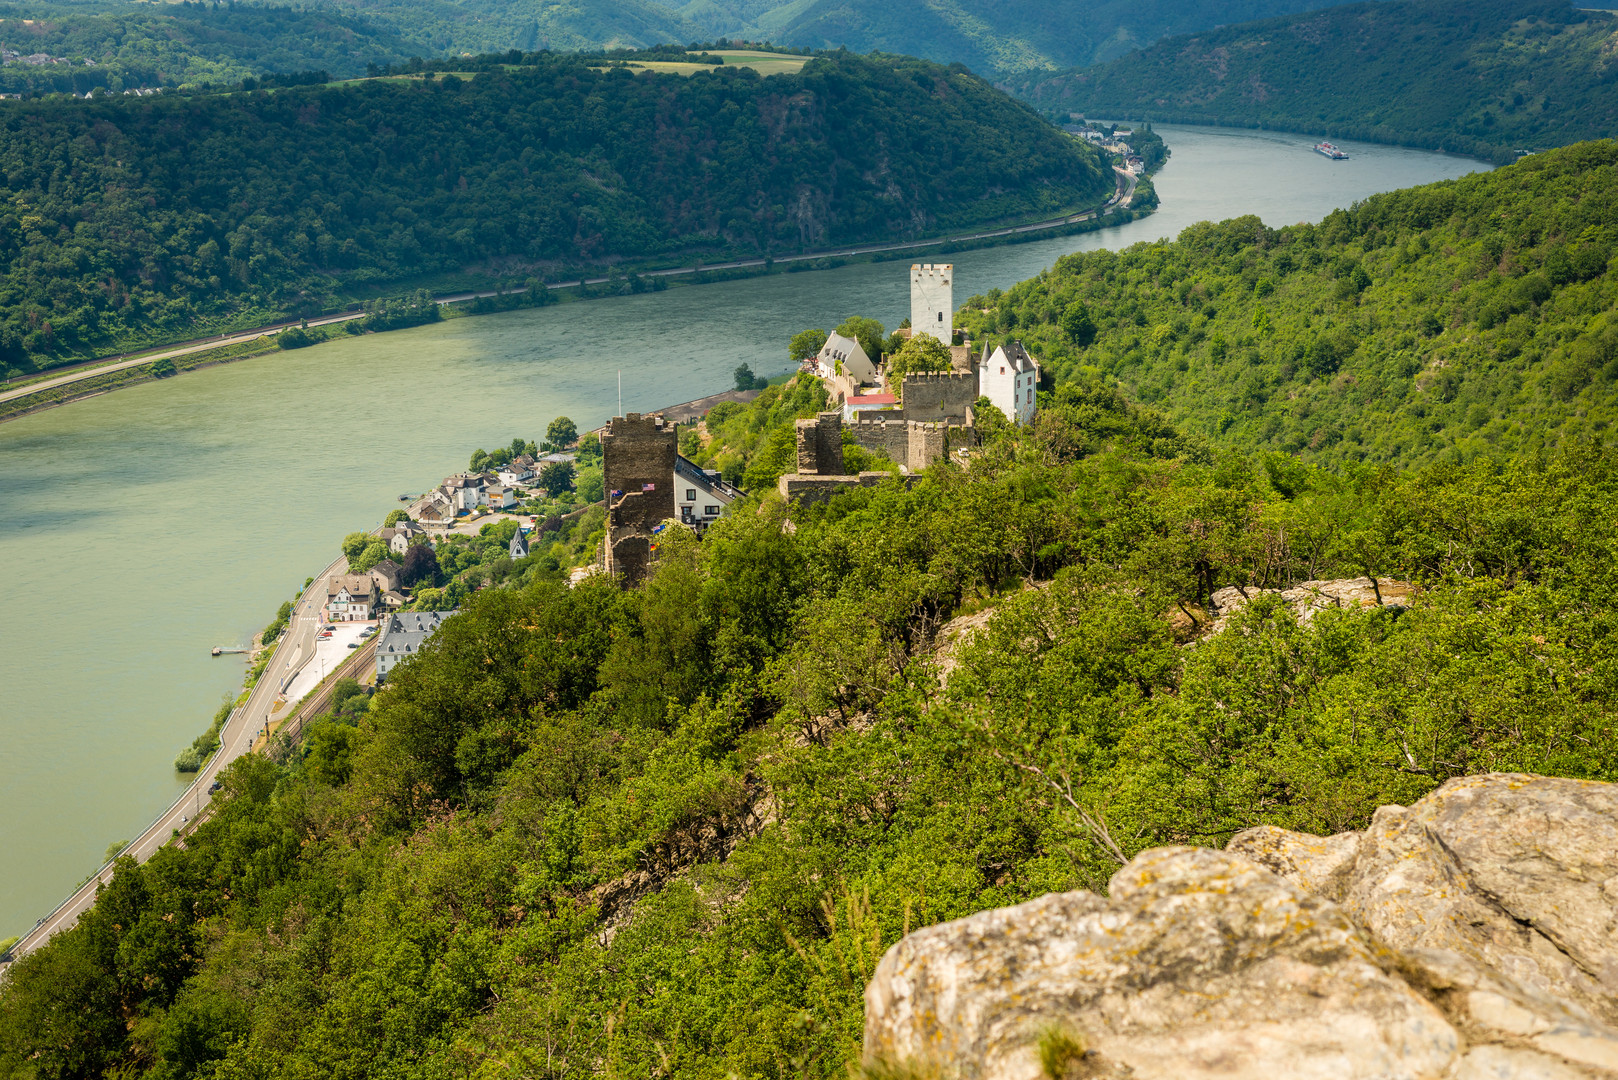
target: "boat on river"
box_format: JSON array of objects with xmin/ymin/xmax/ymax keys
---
[{"xmin": 1315, "ymin": 141, "xmax": 1349, "ymax": 160}]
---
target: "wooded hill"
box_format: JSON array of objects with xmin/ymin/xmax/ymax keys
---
[
  {"xmin": 0, "ymin": 0, "xmax": 1370, "ymax": 92},
  {"xmin": 961, "ymin": 140, "xmax": 1618, "ymax": 467},
  {"xmin": 1016, "ymin": 0, "xmax": 1618, "ymax": 164},
  {"xmin": 0, "ymin": 1, "xmax": 415, "ymax": 94},
  {"xmin": 0, "ymin": 50, "xmax": 1109, "ymax": 378}
]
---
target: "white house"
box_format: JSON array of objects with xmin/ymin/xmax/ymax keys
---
[
  {"xmin": 440, "ymin": 474, "xmax": 484, "ymax": 512},
  {"xmin": 675, "ymin": 454, "xmax": 743, "ymax": 533},
  {"xmin": 384, "ymin": 519, "xmax": 426, "ymax": 555},
  {"xmin": 980, "ymin": 341, "xmax": 1040, "ymax": 425},
  {"xmin": 497, "ymin": 461, "xmax": 533, "ymax": 487},
  {"xmin": 816, "ymin": 332, "xmax": 878, "ymax": 384},
  {"xmin": 324, "ymin": 574, "xmax": 381, "ymax": 623},
  {"xmin": 482, "ymin": 484, "xmax": 517, "ymax": 510},
  {"xmin": 375, "ymin": 610, "xmax": 455, "ymax": 680},
  {"xmin": 911, "ymin": 263, "xmax": 953, "ymax": 346}
]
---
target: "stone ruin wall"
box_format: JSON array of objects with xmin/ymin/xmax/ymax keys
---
[
  {"xmin": 600, "ymin": 413, "xmax": 675, "ymax": 586},
  {"xmin": 794, "ymin": 412, "xmax": 844, "ymax": 475}
]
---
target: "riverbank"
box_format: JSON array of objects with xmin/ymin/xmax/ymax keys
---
[{"xmin": 0, "ymin": 185, "xmax": 1152, "ymax": 425}]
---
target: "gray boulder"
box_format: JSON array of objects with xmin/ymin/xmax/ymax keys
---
[
  {"xmin": 863, "ymin": 846, "xmax": 1457, "ymax": 1080},
  {"xmin": 863, "ymin": 773, "xmax": 1618, "ymax": 1079}
]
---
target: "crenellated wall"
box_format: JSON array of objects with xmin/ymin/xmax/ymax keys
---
[{"xmin": 900, "ymin": 371, "xmax": 976, "ymax": 425}]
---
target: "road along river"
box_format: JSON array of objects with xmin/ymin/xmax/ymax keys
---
[{"xmin": 0, "ymin": 124, "xmax": 1487, "ymax": 940}]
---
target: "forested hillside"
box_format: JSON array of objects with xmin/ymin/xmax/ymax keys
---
[
  {"xmin": 0, "ymin": 50, "xmax": 1108, "ymax": 377},
  {"xmin": 0, "ymin": 0, "xmax": 1375, "ymax": 92},
  {"xmin": 1017, "ymin": 0, "xmax": 1618, "ymax": 164},
  {"xmin": 961, "ymin": 140, "xmax": 1618, "ymax": 466},
  {"xmin": 8, "ymin": 366, "xmax": 1618, "ymax": 1077},
  {"xmin": 0, "ymin": 1, "xmax": 415, "ymax": 93}
]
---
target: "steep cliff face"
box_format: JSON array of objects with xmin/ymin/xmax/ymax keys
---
[{"xmin": 863, "ymin": 773, "xmax": 1618, "ymax": 1079}]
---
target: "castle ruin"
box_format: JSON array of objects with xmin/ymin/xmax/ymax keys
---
[{"xmin": 600, "ymin": 413, "xmax": 675, "ymax": 586}]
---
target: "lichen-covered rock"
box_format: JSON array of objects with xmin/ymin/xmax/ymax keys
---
[
  {"xmin": 865, "ymin": 774, "xmax": 1618, "ymax": 1079},
  {"xmin": 862, "ymin": 846, "xmax": 1458, "ymax": 1080},
  {"xmin": 1227, "ymin": 823, "xmax": 1360, "ymax": 902},
  {"xmin": 1343, "ymin": 774, "xmax": 1618, "ymax": 1030}
]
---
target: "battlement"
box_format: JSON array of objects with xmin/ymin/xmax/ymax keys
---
[
  {"xmin": 901, "ymin": 371, "xmax": 975, "ymax": 384},
  {"xmin": 900, "ymin": 370, "xmax": 975, "ymax": 425},
  {"xmin": 911, "ymin": 263, "xmax": 952, "ymax": 281}
]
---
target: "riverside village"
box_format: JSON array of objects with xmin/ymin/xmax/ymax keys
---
[{"xmin": 275, "ymin": 263, "xmax": 1039, "ymax": 721}]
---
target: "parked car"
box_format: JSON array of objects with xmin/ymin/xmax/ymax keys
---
[{"xmin": 347, "ymin": 641, "xmax": 360, "ymax": 649}]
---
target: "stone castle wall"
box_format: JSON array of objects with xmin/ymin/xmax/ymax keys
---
[
  {"xmin": 795, "ymin": 412, "xmax": 844, "ymax": 475},
  {"xmin": 600, "ymin": 413, "xmax": 675, "ymax": 586},
  {"xmin": 899, "ymin": 371, "xmax": 976, "ymax": 425}
]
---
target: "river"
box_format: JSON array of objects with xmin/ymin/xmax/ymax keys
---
[{"xmin": 0, "ymin": 125, "xmax": 1486, "ymax": 938}]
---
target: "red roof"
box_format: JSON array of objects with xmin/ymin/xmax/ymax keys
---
[{"xmin": 848, "ymin": 394, "xmax": 898, "ymax": 405}]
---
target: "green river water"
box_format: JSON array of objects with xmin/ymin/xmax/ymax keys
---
[{"xmin": 0, "ymin": 125, "xmax": 1486, "ymax": 937}]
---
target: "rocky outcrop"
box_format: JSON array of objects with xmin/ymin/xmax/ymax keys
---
[
  {"xmin": 1208, "ymin": 576, "xmax": 1415, "ymax": 632},
  {"xmin": 863, "ymin": 774, "xmax": 1618, "ymax": 1079}
]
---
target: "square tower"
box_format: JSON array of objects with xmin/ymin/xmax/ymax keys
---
[{"xmin": 911, "ymin": 263, "xmax": 953, "ymax": 346}]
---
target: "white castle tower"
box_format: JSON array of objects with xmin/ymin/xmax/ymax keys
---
[{"xmin": 911, "ymin": 263, "xmax": 953, "ymax": 346}]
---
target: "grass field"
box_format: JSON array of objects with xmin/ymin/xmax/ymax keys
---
[{"xmin": 595, "ymin": 52, "xmax": 811, "ymax": 77}]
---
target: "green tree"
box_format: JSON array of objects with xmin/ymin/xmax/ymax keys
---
[
  {"xmin": 539, "ymin": 460, "xmax": 576, "ymax": 495},
  {"xmin": 1060, "ymin": 300, "xmax": 1097, "ymax": 346},
  {"xmin": 885, "ymin": 333, "xmax": 953, "ymax": 397},
  {"xmin": 789, "ymin": 328, "xmax": 828, "ymax": 362},
  {"xmin": 353, "ymin": 541, "xmax": 389, "ymax": 573},
  {"xmin": 546, "ymin": 416, "xmax": 578, "ymax": 448},
  {"xmin": 341, "ymin": 532, "xmax": 371, "ymax": 563},
  {"xmin": 836, "ymin": 316, "xmax": 887, "ymax": 361}
]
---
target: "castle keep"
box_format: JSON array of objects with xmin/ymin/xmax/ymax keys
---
[
  {"xmin": 911, "ymin": 263, "xmax": 953, "ymax": 346},
  {"xmin": 600, "ymin": 413, "xmax": 675, "ymax": 586}
]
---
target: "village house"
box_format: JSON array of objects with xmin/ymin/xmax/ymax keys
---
[
  {"xmin": 510, "ymin": 526, "xmax": 530, "ymax": 560},
  {"xmin": 980, "ymin": 340, "xmax": 1040, "ymax": 425},
  {"xmin": 324, "ymin": 574, "xmax": 381, "ymax": 623},
  {"xmin": 482, "ymin": 483, "xmax": 518, "ymax": 511},
  {"xmin": 497, "ymin": 460, "xmax": 534, "ymax": 487},
  {"xmin": 374, "ymin": 610, "xmax": 456, "ymax": 681},
  {"xmin": 369, "ymin": 559, "xmax": 403, "ymax": 596},
  {"xmin": 439, "ymin": 474, "xmax": 484, "ymax": 513},
  {"xmin": 675, "ymin": 454, "xmax": 743, "ymax": 532},
  {"xmin": 382, "ymin": 519, "xmax": 426, "ymax": 555},
  {"xmin": 413, "ymin": 491, "xmax": 455, "ymax": 529},
  {"xmin": 816, "ymin": 332, "xmax": 878, "ymax": 384}
]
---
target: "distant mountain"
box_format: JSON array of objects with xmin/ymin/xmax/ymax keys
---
[
  {"xmin": 1014, "ymin": 0, "xmax": 1618, "ymax": 163},
  {"xmin": 0, "ymin": 0, "xmax": 1384, "ymax": 87},
  {"xmin": 0, "ymin": 1, "xmax": 417, "ymax": 91},
  {"xmin": 680, "ymin": 0, "xmax": 1378, "ymax": 75},
  {"xmin": 295, "ymin": 0, "xmax": 701, "ymax": 57},
  {"xmin": 272, "ymin": 0, "xmax": 1373, "ymax": 77}
]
